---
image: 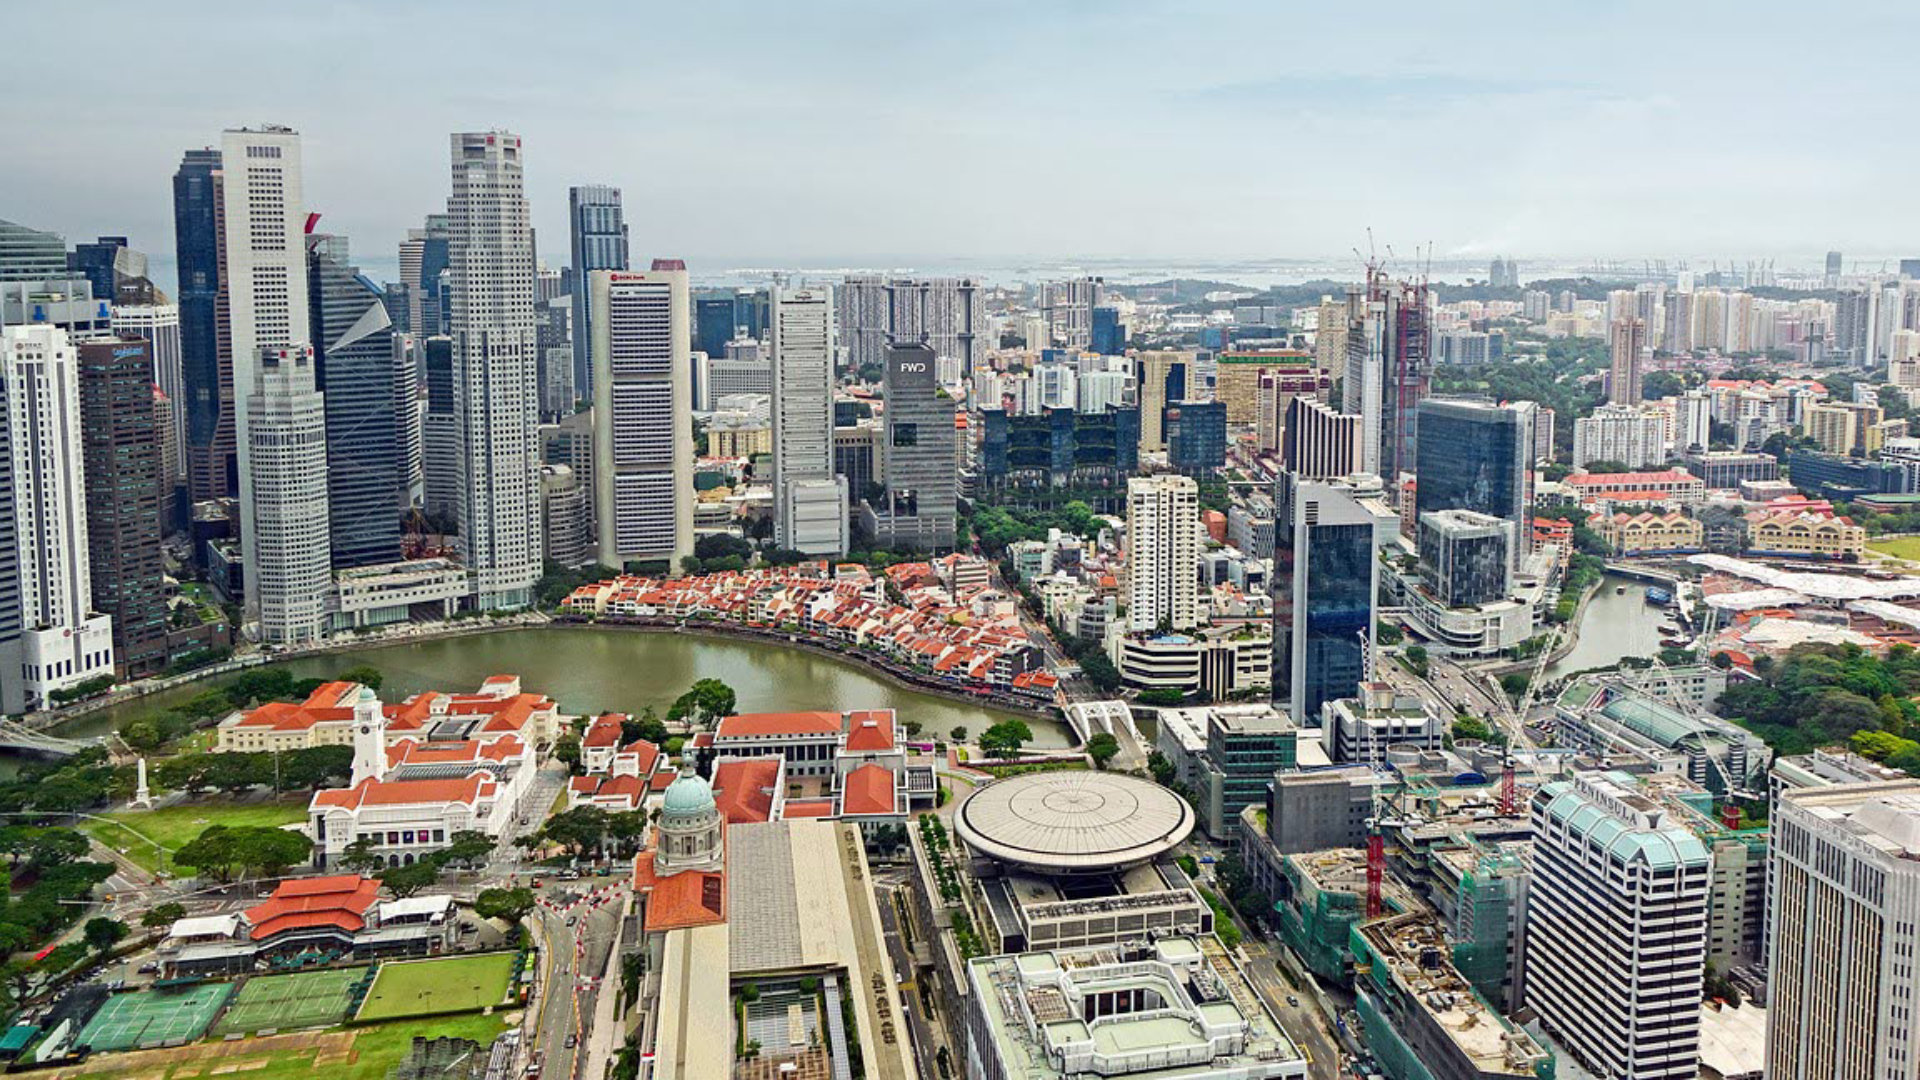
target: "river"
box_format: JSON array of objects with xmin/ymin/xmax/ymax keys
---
[
  {"xmin": 1542, "ymin": 574, "xmax": 1680, "ymax": 681},
  {"xmin": 55, "ymin": 626, "xmax": 1068, "ymax": 748}
]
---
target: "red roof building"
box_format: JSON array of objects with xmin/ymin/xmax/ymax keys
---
[{"xmin": 245, "ymin": 875, "xmax": 381, "ymax": 940}]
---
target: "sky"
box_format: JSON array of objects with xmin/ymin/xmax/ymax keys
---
[{"xmin": 8, "ymin": 0, "xmax": 1920, "ymax": 276}]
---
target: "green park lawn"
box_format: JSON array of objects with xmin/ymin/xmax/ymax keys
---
[
  {"xmin": 52, "ymin": 1014, "xmax": 514, "ymax": 1080},
  {"xmin": 80, "ymin": 798, "xmax": 309, "ymax": 874},
  {"xmin": 356, "ymin": 952, "xmax": 519, "ymax": 1021},
  {"xmin": 1869, "ymin": 535, "xmax": 1920, "ymax": 562}
]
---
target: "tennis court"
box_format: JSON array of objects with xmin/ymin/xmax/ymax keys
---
[
  {"xmin": 355, "ymin": 953, "xmax": 516, "ymax": 1021},
  {"xmin": 77, "ymin": 983, "xmax": 233, "ymax": 1052},
  {"xmin": 213, "ymin": 967, "xmax": 371, "ymax": 1035}
]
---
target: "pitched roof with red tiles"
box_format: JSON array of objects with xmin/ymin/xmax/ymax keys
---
[
  {"xmin": 231, "ymin": 681, "xmax": 363, "ymax": 730},
  {"xmin": 715, "ymin": 711, "xmax": 844, "ymax": 738},
  {"xmin": 312, "ymin": 773, "xmax": 496, "ymax": 811},
  {"xmin": 843, "ymin": 710, "xmax": 896, "ymax": 753},
  {"xmin": 840, "ymin": 762, "xmax": 898, "ymax": 817},
  {"xmin": 711, "ymin": 758, "xmax": 782, "ymax": 824},
  {"xmin": 245, "ymin": 875, "xmax": 381, "ymax": 940},
  {"xmin": 583, "ymin": 713, "xmax": 625, "ymax": 748},
  {"xmin": 631, "ymin": 852, "xmax": 727, "ymax": 932},
  {"xmin": 783, "ymin": 798, "xmax": 836, "ymax": 818}
]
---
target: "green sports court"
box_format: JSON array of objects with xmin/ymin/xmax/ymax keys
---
[
  {"xmin": 77, "ymin": 983, "xmax": 234, "ymax": 1052},
  {"xmin": 212, "ymin": 967, "xmax": 373, "ymax": 1036},
  {"xmin": 353, "ymin": 953, "xmax": 517, "ymax": 1022}
]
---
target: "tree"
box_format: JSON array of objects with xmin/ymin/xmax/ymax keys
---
[
  {"xmin": 27, "ymin": 829, "xmax": 89, "ymax": 869},
  {"xmin": 172, "ymin": 826, "xmax": 243, "ymax": 881},
  {"xmin": 232, "ymin": 827, "xmax": 311, "ymax": 878},
  {"xmin": 668, "ymin": 679, "xmax": 737, "ymax": 728},
  {"xmin": 949, "ymin": 725, "xmax": 968, "ymax": 744},
  {"xmin": 1403, "ymin": 646, "xmax": 1430, "ymax": 679},
  {"xmin": 622, "ymin": 706, "xmax": 670, "ymax": 748},
  {"xmin": 141, "ymin": 902, "xmax": 187, "ymax": 930},
  {"xmin": 1147, "ymin": 751, "xmax": 1176, "ymax": 786},
  {"xmin": 440, "ymin": 830, "xmax": 495, "ymax": 869},
  {"xmin": 1579, "ymin": 459, "xmax": 1633, "ymax": 474},
  {"xmin": 83, "ymin": 917, "xmax": 127, "ymax": 954},
  {"xmin": 338, "ymin": 665, "xmax": 384, "ymax": 690},
  {"xmin": 473, "ymin": 886, "xmax": 536, "ymax": 924},
  {"xmin": 977, "ymin": 720, "xmax": 1033, "ymax": 759},
  {"xmin": 552, "ymin": 736, "xmax": 582, "ymax": 772},
  {"xmin": 541, "ymin": 806, "xmax": 610, "ymax": 858},
  {"xmin": 1085, "ymin": 732, "xmax": 1120, "ymax": 769},
  {"xmin": 338, "ymin": 838, "xmax": 385, "ymax": 876},
  {"xmin": 1375, "ymin": 621, "xmax": 1404, "ymax": 646},
  {"xmin": 378, "ymin": 860, "xmax": 440, "ymax": 898},
  {"xmin": 1137, "ymin": 688, "xmax": 1187, "ymax": 707}
]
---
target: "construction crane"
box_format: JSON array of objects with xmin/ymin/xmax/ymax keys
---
[{"xmin": 1486, "ymin": 624, "xmax": 1565, "ymax": 815}]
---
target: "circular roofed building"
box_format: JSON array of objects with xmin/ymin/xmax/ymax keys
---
[{"xmin": 953, "ymin": 771, "xmax": 1195, "ymax": 873}]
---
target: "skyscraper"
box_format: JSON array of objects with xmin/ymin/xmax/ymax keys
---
[
  {"xmin": 1661, "ymin": 290, "xmax": 1694, "ymax": 354},
  {"xmin": 76, "ymin": 336, "xmax": 169, "ymax": 677},
  {"xmin": 1834, "ymin": 286, "xmax": 1879, "ymax": 367},
  {"xmin": 590, "ymin": 265, "xmax": 693, "ymax": 569},
  {"xmin": 1608, "ymin": 317, "xmax": 1646, "ymax": 405},
  {"xmin": 1526, "ymin": 772, "xmax": 1710, "ymax": 1080},
  {"xmin": 111, "ymin": 303, "xmax": 185, "ymax": 482},
  {"xmin": 1124, "ymin": 474, "xmax": 1200, "ymax": 633},
  {"xmin": 307, "ymin": 232, "xmax": 403, "ymax": 569},
  {"xmin": 245, "ymin": 345, "xmax": 331, "ymax": 643},
  {"xmin": 1135, "ymin": 351, "xmax": 1189, "ymax": 451},
  {"xmin": 1342, "ymin": 272, "xmax": 1430, "ymax": 483},
  {"xmin": 172, "ymin": 147, "xmax": 229, "ymax": 501},
  {"xmin": 1417, "ymin": 510, "xmax": 1512, "ymax": 607},
  {"xmin": 0, "ymin": 219, "xmax": 69, "ymax": 281},
  {"xmin": 1767, "ymin": 779, "xmax": 1920, "ymax": 1080},
  {"xmin": 771, "ymin": 285, "xmax": 847, "ymax": 555},
  {"xmin": 1825, "ymin": 250, "xmax": 1844, "ymax": 288},
  {"xmin": 3, "ymin": 325, "xmax": 115, "ymax": 705},
  {"xmin": 1272, "ymin": 474, "xmax": 1381, "ymax": 722},
  {"xmin": 1413, "ymin": 398, "xmax": 1534, "ymax": 566},
  {"xmin": 1280, "ymin": 396, "xmax": 1361, "ymax": 480},
  {"xmin": 219, "ymin": 125, "xmax": 311, "ymax": 632},
  {"xmin": 865, "ymin": 340, "xmax": 957, "ymax": 551},
  {"xmin": 419, "ymin": 335, "xmax": 460, "ymax": 521},
  {"xmin": 1039, "ymin": 276, "xmax": 1101, "ymax": 349},
  {"xmin": 0, "ymin": 343, "xmax": 17, "ymax": 713},
  {"xmin": 1091, "ymin": 305, "xmax": 1124, "ymax": 355},
  {"xmin": 838, "ymin": 276, "xmax": 979, "ymax": 375},
  {"xmin": 1163, "ymin": 400, "xmax": 1226, "ymax": 475},
  {"xmin": 447, "ymin": 131, "xmax": 541, "ymax": 608},
  {"xmin": 567, "ymin": 185, "xmax": 629, "ymax": 403}
]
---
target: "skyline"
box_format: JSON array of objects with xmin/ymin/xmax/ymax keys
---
[{"xmin": 7, "ymin": 0, "xmax": 1920, "ymax": 273}]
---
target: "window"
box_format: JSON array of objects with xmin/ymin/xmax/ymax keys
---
[{"xmin": 892, "ymin": 423, "xmax": 918, "ymax": 447}]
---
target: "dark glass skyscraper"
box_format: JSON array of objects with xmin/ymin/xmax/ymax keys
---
[
  {"xmin": 1165, "ymin": 400, "xmax": 1226, "ymax": 475},
  {"xmin": 1413, "ymin": 397, "xmax": 1533, "ymax": 566},
  {"xmin": 172, "ymin": 148, "xmax": 229, "ymax": 501},
  {"xmin": 567, "ymin": 185, "xmax": 628, "ymax": 401},
  {"xmin": 307, "ymin": 233, "xmax": 403, "ymax": 569},
  {"xmin": 68, "ymin": 236, "xmax": 128, "ymax": 304},
  {"xmin": 695, "ymin": 294, "xmax": 735, "ymax": 360},
  {"xmin": 1273, "ymin": 474, "xmax": 1379, "ymax": 722},
  {"xmin": 77, "ymin": 336, "xmax": 170, "ymax": 677},
  {"xmin": 1091, "ymin": 305, "xmax": 1124, "ymax": 354}
]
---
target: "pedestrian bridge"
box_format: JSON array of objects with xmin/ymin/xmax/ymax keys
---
[{"xmin": 0, "ymin": 719, "xmax": 91, "ymax": 757}]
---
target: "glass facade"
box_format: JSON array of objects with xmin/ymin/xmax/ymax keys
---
[
  {"xmin": 1091, "ymin": 305, "xmax": 1124, "ymax": 354},
  {"xmin": 977, "ymin": 407, "xmax": 1140, "ymax": 489},
  {"xmin": 695, "ymin": 295, "xmax": 735, "ymax": 361},
  {"xmin": 567, "ymin": 185, "xmax": 628, "ymax": 399},
  {"xmin": 308, "ymin": 234, "xmax": 404, "ymax": 569},
  {"xmin": 172, "ymin": 148, "xmax": 227, "ymax": 500},
  {"xmin": 1413, "ymin": 398, "xmax": 1530, "ymax": 523},
  {"xmin": 1274, "ymin": 475, "xmax": 1378, "ymax": 723},
  {"xmin": 1418, "ymin": 512, "xmax": 1513, "ymax": 607},
  {"xmin": 1165, "ymin": 400, "xmax": 1226, "ymax": 475}
]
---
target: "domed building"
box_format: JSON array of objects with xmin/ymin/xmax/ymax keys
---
[{"xmin": 655, "ymin": 772, "xmax": 723, "ymax": 874}]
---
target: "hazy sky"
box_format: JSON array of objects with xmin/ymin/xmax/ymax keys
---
[{"xmin": 8, "ymin": 0, "xmax": 1918, "ymax": 272}]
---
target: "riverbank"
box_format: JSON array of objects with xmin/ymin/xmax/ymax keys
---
[{"xmin": 549, "ymin": 617, "xmax": 1058, "ymax": 721}]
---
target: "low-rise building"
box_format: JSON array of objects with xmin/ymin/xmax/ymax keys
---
[
  {"xmin": 1108, "ymin": 624, "xmax": 1272, "ymax": 700},
  {"xmin": 1600, "ymin": 510, "xmax": 1704, "ymax": 555},
  {"xmin": 1565, "ymin": 468, "xmax": 1705, "ymax": 509},
  {"xmin": 158, "ymin": 876, "xmax": 455, "ymax": 976},
  {"xmin": 217, "ymin": 676, "xmax": 562, "ymax": 754},
  {"xmin": 1351, "ymin": 912, "xmax": 1552, "ymax": 1080},
  {"xmin": 1324, "ymin": 683, "xmax": 1446, "ymax": 765},
  {"xmin": 1746, "ymin": 511, "xmax": 1865, "ymax": 559},
  {"xmin": 1151, "ymin": 704, "xmax": 1298, "ymax": 839}
]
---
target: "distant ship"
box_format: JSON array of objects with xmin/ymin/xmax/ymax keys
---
[{"xmin": 1645, "ymin": 586, "xmax": 1672, "ymax": 606}]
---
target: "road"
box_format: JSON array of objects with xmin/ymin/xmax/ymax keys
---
[
  {"xmin": 1240, "ymin": 938, "xmax": 1348, "ymax": 1077},
  {"xmin": 871, "ymin": 872, "xmax": 945, "ymax": 1079},
  {"xmin": 525, "ymin": 876, "xmax": 624, "ymax": 1079}
]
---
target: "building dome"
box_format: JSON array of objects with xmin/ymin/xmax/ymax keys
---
[{"xmin": 661, "ymin": 773, "xmax": 716, "ymax": 817}]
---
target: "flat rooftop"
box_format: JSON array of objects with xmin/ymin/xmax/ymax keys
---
[
  {"xmin": 1358, "ymin": 913, "xmax": 1549, "ymax": 1077},
  {"xmin": 965, "ymin": 936, "xmax": 1306, "ymax": 1079}
]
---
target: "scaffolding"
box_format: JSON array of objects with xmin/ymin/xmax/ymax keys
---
[
  {"xmin": 1450, "ymin": 847, "xmax": 1527, "ymax": 1013},
  {"xmin": 1276, "ymin": 852, "xmax": 1369, "ymax": 984}
]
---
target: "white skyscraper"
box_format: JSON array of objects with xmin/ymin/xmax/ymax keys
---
[
  {"xmin": 110, "ymin": 303, "xmax": 185, "ymax": 478},
  {"xmin": 1767, "ymin": 779, "xmax": 1920, "ymax": 1080},
  {"xmin": 1571, "ymin": 404, "xmax": 1668, "ymax": 469},
  {"xmin": 591, "ymin": 266, "xmax": 693, "ymax": 569},
  {"xmin": 771, "ymin": 285, "xmax": 847, "ymax": 555},
  {"xmin": 447, "ymin": 131, "xmax": 541, "ymax": 608},
  {"xmin": 1124, "ymin": 474, "xmax": 1200, "ymax": 633},
  {"xmin": 2, "ymin": 325, "xmax": 114, "ymax": 704},
  {"xmin": 220, "ymin": 125, "xmax": 311, "ymax": 629},
  {"xmin": 245, "ymin": 345, "xmax": 331, "ymax": 643},
  {"xmin": 1525, "ymin": 772, "xmax": 1710, "ymax": 1080}
]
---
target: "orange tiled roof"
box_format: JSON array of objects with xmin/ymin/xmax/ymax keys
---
[
  {"xmin": 711, "ymin": 758, "xmax": 782, "ymax": 824},
  {"xmin": 783, "ymin": 799, "xmax": 836, "ymax": 818},
  {"xmin": 632, "ymin": 852, "xmax": 727, "ymax": 933},
  {"xmin": 245, "ymin": 875, "xmax": 380, "ymax": 940},
  {"xmin": 843, "ymin": 710, "xmax": 895, "ymax": 753},
  {"xmin": 716, "ymin": 711, "xmax": 843, "ymax": 738},
  {"xmin": 840, "ymin": 762, "xmax": 897, "ymax": 817},
  {"xmin": 312, "ymin": 773, "xmax": 495, "ymax": 810}
]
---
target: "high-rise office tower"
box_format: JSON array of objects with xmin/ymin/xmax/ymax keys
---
[
  {"xmin": 1163, "ymin": 400, "xmax": 1226, "ymax": 475},
  {"xmin": 1272, "ymin": 473, "xmax": 1380, "ymax": 722},
  {"xmin": 1413, "ymin": 398, "xmax": 1534, "ymax": 566},
  {"xmin": 0, "ymin": 339, "xmax": 17, "ymax": 713},
  {"xmin": 447, "ymin": 131, "xmax": 541, "ymax": 608},
  {"xmin": 1280, "ymin": 396, "xmax": 1361, "ymax": 480},
  {"xmin": 307, "ymin": 232, "xmax": 402, "ymax": 569},
  {"xmin": 419, "ymin": 335, "xmax": 460, "ymax": 521},
  {"xmin": 567, "ymin": 185, "xmax": 628, "ymax": 402},
  {"xmin": 1313, "ymin": 295, "xmax": 1347, "ymax": 372},
  {"xmin": 1124, "ymin": 474, "xmax": 1200, "ymax": 633},
  {"xmin": 219, "ymin": 125, "xmax": 310, "ymax": 632},
  {"xmin": 1526, "ymin": 772, "xmax": 1710, "ymax": 1080},
  {"xmin": 1135, "ymin": 351, "xmax": 1189, "ymax": 451},
  {"xmin": 1342, "ymin": 272, "xmax": 1430, "ymax": 483},
  {"xmin": 1039, "ymin": 276, "xmax": 1101, "ymax": 349},
  {"xmin": 771, "ymin": 285, "xmax": 847, "ymax": 555},
  {"xmin": 1417, "ymin": 510, "xmax": 1512, "ymax": 607},
  {"xmin": 76, "ymin": 336, "xmax": 169, "ymax": 677},
  {"xmin": 395, "ymin": 337, "xmax": 422, "ymax": 509},
  {"xmin": 1825, "ymin": 250, "xmax": 1844, "ymax": 288},
  {"xmin": 867, "ymin": 340, "xmax": 957, "ymax": 550},
  {"xmin": 590, "ymin": 265, "xmax": 693, "ymax": 569},
  {"xmin": 111, "ymin": 303, "xmax": 185, "ymax": 482},
  {"xmin": 0, "ymin": 219, "xmax": 69, "ymax": 282},
  {"xmin": 3, "ymin": 325, "xmax": 115, "ymax": 705},
  {"xmin": 245, "ymin": 345, "xmax": 331, "ymax": 643},
  {"xmin": 1090, "ymin": 305, "xmax": 1125, "ymax": 355},
  {"xmin": 172, "ymin": 147, "xmax": 229, "ymax": 501},
  {"xmin": 1767, "ymin": 779, "xmax": 1920, "ymax": 1080},
  {"xmin": 397, "ymin": 214, "xmax": 453, "ymax": 338}
]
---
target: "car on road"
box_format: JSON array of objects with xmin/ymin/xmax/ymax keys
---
[
  {"xmin": 564, "ymin": 1034, "xmax": 577, "ymax": 1049},
  {"xmin": 1286, "ymin": 995, "xmax": 1299, "ymax": 1007}
]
